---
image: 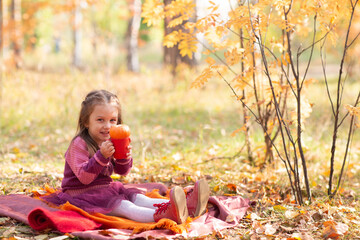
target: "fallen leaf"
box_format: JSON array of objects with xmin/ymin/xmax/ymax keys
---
[
  {"xmin": 248, "ymin": 212, "xmax": 260, "ymax": 220},
  {"xmin": 291, "ymin": 232, "xmax": 314, "ymax": 240},
  {"xmin": 264, "ymin": 223, "xmax": 277, "ymax": 235},
  {"xmin": 225, "ymin": 214, "xmax": 235, "ymax": 223},
  {"xmin": 323, "ymin": 224, "xmax": 339, "ymax": 239},
  {"xmin": 322, "ymin": 221, "xmax": 348, "ymax": 239},
  {"xmin": 12, "ymin": 147, "xmax": 20, "ymax": 154},
  {"xmin": 98, "ymin": 230, "xmax": 113, "ymax": 236},
  {"xmin": 34, "ymin": 235, "xmax": 49, "ymax": 240},
  {"xmin": 334, "ymin": 222, "xmax": 348, "ymax": 235},
  {"xmin": 15, "ymin": 226, "xmax": 34, "ymax": 234},
  {"xmin": 226, "ymin": 183, "xmax": 237, "ymax": 192},
  {"xmin": 2, "ymin": 226, "xmax": 16, "ymax": 238},
  {"xmin": 323, "ymin": 220, "xmax": 337, "ymax": 227},
  {"xmin": 285, "ymin": 210, "xmax": 299, "ymax": 219},
  {"xmin": 252, "ymin": 220, "xmax": 263, "ymax": 234},
  {"xmin": 280, "ymin": 225, "xmax": 294, "ymax": 232},
  {"xmin": 273, "ymin": 205, "xmax": 287, "ymax": 211},
  {"xmin": 0, "ymin": 217, "xmax": 10, "ymax": 225},
  {"xmin": 311, "ymin": 211, "xmax": 323, "ymax": 221},
  {"xmin": 171, "ymin": 176, "xmax": 186, "ymax": 184}
]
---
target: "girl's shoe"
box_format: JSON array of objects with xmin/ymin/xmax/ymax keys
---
[
  {"xmin": 153, "ymin": 186, "xmax": 188, "ymax": 224},
  {"xmin": 186, "ymin": 178, "xmax": 210, "ymax": 217}
]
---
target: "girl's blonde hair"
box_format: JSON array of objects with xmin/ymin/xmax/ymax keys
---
[{"xmin": 76, "ymin": 90, "xmax": 122, "ymax": 155}]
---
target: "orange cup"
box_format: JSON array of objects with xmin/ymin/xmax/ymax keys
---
[{"xmin": 111, "ymin": 137, "xmax": 130, "ymax": 159}]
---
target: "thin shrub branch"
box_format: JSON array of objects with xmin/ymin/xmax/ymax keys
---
[{"xmin": 328, "ymin": 0, "xmax": 358, "ymax": 196}]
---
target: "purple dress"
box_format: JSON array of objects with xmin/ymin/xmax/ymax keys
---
[{"xmin": 42, "ymin": 136, "xmax": 140, "ymax": 214}]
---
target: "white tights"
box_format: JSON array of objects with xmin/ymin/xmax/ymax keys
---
[{"xmin": 108, "ymin": 194, "xmax": 169, "ymax": 223}]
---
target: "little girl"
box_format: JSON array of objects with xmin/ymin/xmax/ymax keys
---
[{"xmin": 42, "ymin": 89, "xmax": 209, "ymax": 224}]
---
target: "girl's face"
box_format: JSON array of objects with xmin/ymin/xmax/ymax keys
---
[{"xmin": 86, "ymin": 103, "xmax": 118, "ymax": 146}]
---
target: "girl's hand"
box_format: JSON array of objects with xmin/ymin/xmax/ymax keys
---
[
  {"xmin": 126, "ymin": 144, "xmax": 132, "ymax": 159},
  {"xmin": 100, "ymin": 140, "xmax": 115, "ymax": 159}
]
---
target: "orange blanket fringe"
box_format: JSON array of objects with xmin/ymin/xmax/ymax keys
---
[{"xmin": 33, "ymin": 185, "xmax": 191, "ymax": 234}]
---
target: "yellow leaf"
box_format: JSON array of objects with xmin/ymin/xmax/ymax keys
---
[
  {"xmin": 311, "ymin": 180, "xmax": 317, "ymax": 187},
  {"xmin": 345, "ymin": 105, "xmax": 360, "ymax": 118},
  {"xmin": 12, "ymin": 147, "xmax": 20, "ymax": 154},
  {"xmin": 191, "ymin": 66, "xmax": 215, "ymax": 88},
  {"xmin": 206, "ymin": 57, "xmax": 216, "ymax": 65},
  {"xmin": 163, "ymin": 31, "xmax": 180, "ymax": 48},
  {"xmin": 213, "ymin": 185, "xmax": 220, "ymax": 192},
  {"xmin": 273, "ymin": 205, "xmax": 287, "ymax": 211},
  {"xmin": 230, "ymin": 125, "xmax": 247, "ymax": 137},
  {"xmin": 141, "ymin": 0, "xmax": 164, "ymax": 27},
  {"xmin": 224, "ymin": 193, "xmax": 236, "ymax": 196}
]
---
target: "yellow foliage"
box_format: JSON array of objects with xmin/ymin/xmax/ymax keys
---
[
  {"xmin": 345, "ymin": 105, "xmax": 360, "ymax": 118},
  {"xmin": 191, "ymin": 66, "xmax": 216, "ymax": 89},
  {"xmin": 224, "ymin": 47, "xmax": 244, "ymax": 66},
  {"xmin": 168, "ymin": 15, "xmax": 189, "ymax": 28},
  {"xmin": 141, "ymin": 0, "xmax": 164, "ymax": 27},
  {"xmin": 196, "ymin": 13, "xmax": 220, "ymax": 33},
  {"xmin": 205, "ymin": 57, "xmax": 216, "ymax": 65},
  {"xmin": 178, "ymin": 32, "xmax": 197, "ymax": 58},
  {"xmin": 156, "ymin": 0, "xmax": 358, "ymax": 145},
  {"xmin": 163, "ymin": 30, "xmax": 197, "ymax": 58},
  {"xmin": 163, "ymin": 31, "xmax": 180, "ymax": 48},
  {"xmin": 164, "ymin": 0, "xmax": 195, "ymax": 18},
  {"xmin": 230, "ymin": 125, "xmax": 247, "ymax": 137}
]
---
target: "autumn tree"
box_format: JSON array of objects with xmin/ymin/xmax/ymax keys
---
[
  {"xmin": 10, "ymin": 0, "xmax": 21, "ymax": 68},
  {"xmin": 126, "ymin": 0, "xmax": 141, "ymax": 72},
  {"xmin": 143, "ymin": 0, "xmax": 197, "ymax": 76},
  {"xmin": 71, "ymin": 0, "xmax": 82, "ymax": 68},
  {"xmin": 143, "ymin": 0, "xmax": 360, "ymax": 204}
]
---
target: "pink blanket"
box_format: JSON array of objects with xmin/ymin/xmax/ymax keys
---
[{"xmin": 0, "ymin": 183, "xmax": 251, "ymax": 239}]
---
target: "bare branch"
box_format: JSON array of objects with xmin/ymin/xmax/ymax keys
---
[
  {"xmin": 346, "ymin": 31, "xmax": 360, "ymax": 48},
  {"xmin": 331, "ymin": 111, "xmax": 355, "ymax": 197},
  {"xmin": 194, "ymin": 35, "xmax": 254, "ymax": 89},
  {"xmin": 300, "ymin": 14, "xmax": 317, "ymax": 90},
  {"xmin": 320, "ymin": 39, "xmax": 336, "ymax": 116},
  {"xmin": 338, "ymin": 91, "xmax": 360, "ymax": 127},
  {"xmin": 216, "ymin": 69, "xmax": 292, "ymax": 170},
  {"xmin": 328, "ymin": 0, "xmax": 358, "ymax": 196}
]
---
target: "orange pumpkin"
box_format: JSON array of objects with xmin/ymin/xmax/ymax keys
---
[{"xmin": 109, "ymin": 124, "xmax": 131, "ymax": 139}]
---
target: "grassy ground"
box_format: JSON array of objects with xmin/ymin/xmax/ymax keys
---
[{"xmin": 0, "ymin": 68, "xmax": 359, "ymax": 239}]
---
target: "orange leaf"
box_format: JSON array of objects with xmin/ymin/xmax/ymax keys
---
[
  {"xmin": 230, "ymin": 125, "xmax": 247, "ymax": 137},
  {"xmin": 323, "ymin": 220, "xmax": 336, "ymax": 227},
  {"xmin": 323, "ymin": 224, "xmax": 340, "ymax": 239},
  {"xmin": 322, "ymin": 221, "xmax": 348, "ymax": 239},
  {"xmin": 226, "ymin": 183, "xmax": 237, "ymax": 192},
  {"xmin": 206, "ymin": 57, "xmax": 216, "ymax": 65}
]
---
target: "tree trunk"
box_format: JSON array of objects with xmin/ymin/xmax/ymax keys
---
[
  {"xmin": 72, "ymin": 1, "xmax": 82, "ymax": 68},
  {"xmin": 10, "ymin": 0, "xmax": 21, "ymax": 68},
  {"xmin": 163, "ymin": 0, "xmax": 196, "ymax": 76},
  {"xmin": 126, "ymin": 0, "xmax": 141, "ymax": 72}
]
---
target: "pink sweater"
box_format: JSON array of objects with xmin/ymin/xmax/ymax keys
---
[{"xmin": 61, "ymin": 136, "xmax": 132, "ymax": 193}]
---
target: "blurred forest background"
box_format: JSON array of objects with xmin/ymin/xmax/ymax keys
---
[{"xmin": 0, "ymin": 0, "xmax": 360, "ymax": 238}]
